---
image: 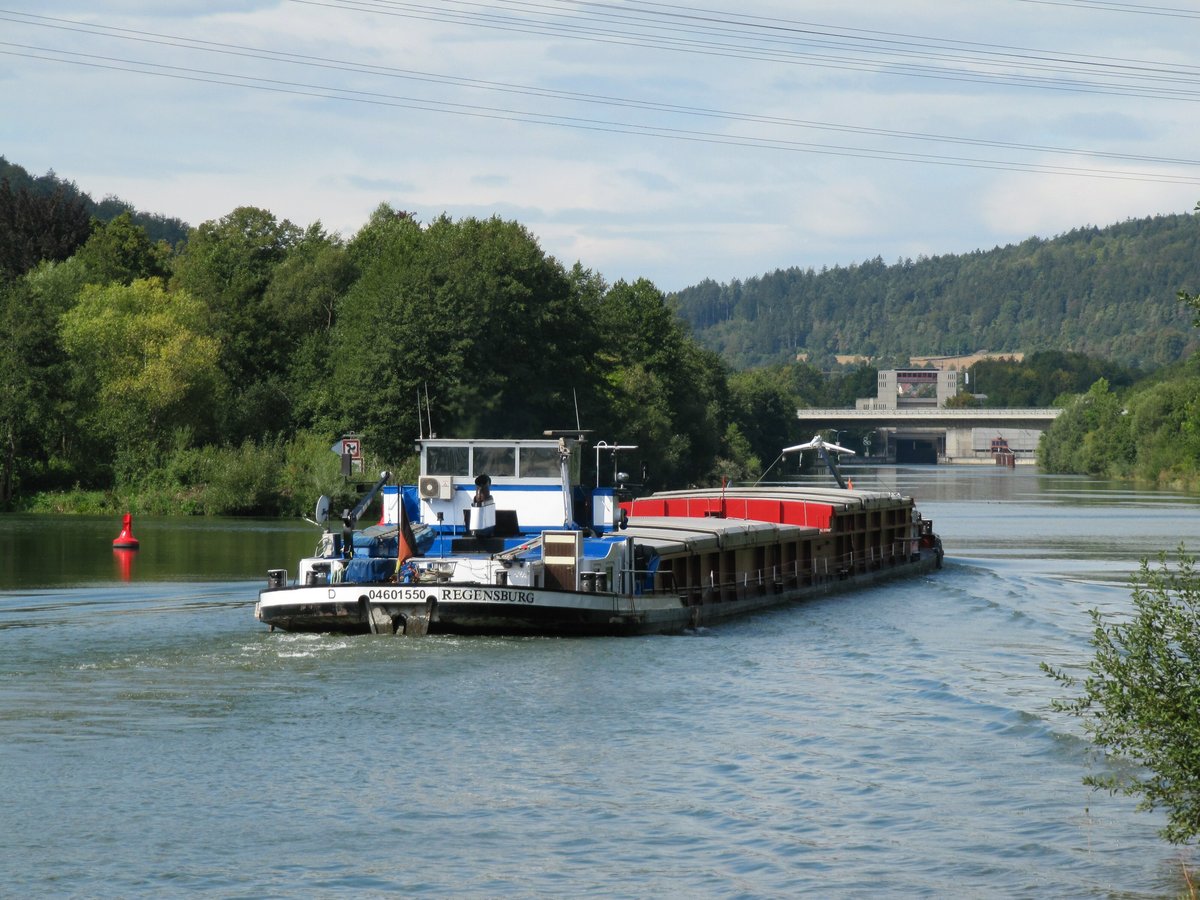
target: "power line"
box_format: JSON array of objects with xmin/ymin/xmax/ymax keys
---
[
  {"xmin": 3, "ymin": 5, "xmax": 1197, "ymax": 186},
  {"xmin": 1014, "ymin": 0, "xmax": 1200, "ymax": 18},
  {"xmin": 5, "ymin": 10, "xmax": 1199, "ymax": 168},
  {"xmin": 499, "ymin": 0, "xmax": 1200, "ymax": 75},
  {"xmin": 9, "ymin": 4, "xmax": 1200, "ymax": 100},
  {"xmin": 5, "ymin": 42, "xmax": 1198, "ymax": 186},
  {"xmin": 282, "ymin": 0, "xmax": 1200, "ymax": 99}
]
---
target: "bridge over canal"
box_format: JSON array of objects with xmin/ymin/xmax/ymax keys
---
[{"xmin": 794, "ymin": 407, "xmax": 1062, "ymax": 464}]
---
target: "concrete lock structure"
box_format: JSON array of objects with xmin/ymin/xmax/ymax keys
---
[{"xmin": 796, "ymin": 369, "xmax": 1060, "ymax": 465}]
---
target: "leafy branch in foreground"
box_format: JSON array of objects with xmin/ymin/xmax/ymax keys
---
[{"xmin": 1043, "ymin": 547, "xmax": 1200, "ymax": 845}]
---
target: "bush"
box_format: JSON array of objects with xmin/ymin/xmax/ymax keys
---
[
  {"xmin": 25, "ymin": 489, "xmax": 116, "ymax": 515},
  {"xmin": 1043, "ymin": 547, "xmax": 1200, "ymax": 845},
  {"xmin": 161, "ymin": 432, "xmax": 354, "ymax": 516},
  {"xmin": 1038, "ymin": 378, "xmax": 1135, "ymax": 476},
  {"xmin": 20, "ymin": 429, "xmax": 410, "ymax": 517}
]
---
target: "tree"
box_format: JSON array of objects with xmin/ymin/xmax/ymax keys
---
[
  {"xmin": 0, "ymin": 278, "xmax": 58, "ymax": 503},
  {"xmin": 0, "ymin": 258, "xmax": 99, "ymax": 501},
  {"xmin": 825, "ymin": 364, "xmax": 878, "ymax": 408},
  {"xmin": 170, "ymin": 207, "xmax": 305, "ymax": 440},
  {"xmin": 1044, "ymin": 548, "xmax": 1200, "ymax": 845},
  {"xmin": 0, "ymin": 178, "xmax": 91, "ymax": 278},
  {"xmin": 670, "ymin": 211, "xmax": 1200, "ymax": 371},
  {"xmin": 72, "ymin": 211, "xmax": 170, "ymax": 285},
  {"xmin": 969, "ymin": 351, "xmax": 1136, "ymax": 408},
  {"xmin": 1038, "ymin": 378, "xmax": 1135, "ymax": 476},
  {"xmin": 1125, "ymin": 376, "xmax": 1200, "ymax": 481},
  {"xmin": 592, "ymin": 277, "xmax": 730, "ymax": 486},
  {"xmin": 59, "ymin": 278, "xmax": 224, "ymax": 472},
  {"xmin": 261, "ymin": 225, "xmax": 358, "ymax": 429},
  {"xmin": 1181, "ymin": 287, "xmax": 1200, "ymax": 329},
  {"xmin": 171, "ymin": 208, "xmax": 301, "ymax": 371},
  {"xmin": 1176, "ymin": 201, "xmax": 1200, "ymax": 329},
  {"xmin": 727, "ymin": 367, "xmax": 798, "ymax": 472},
  {"xmin": 330, "ymin": 213, "xmax": 594, "ymax": 462}
]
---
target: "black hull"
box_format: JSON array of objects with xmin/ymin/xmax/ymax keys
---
[{"xmin": 256, "ymin": 549, "xmax": 942, "ymax": 637}]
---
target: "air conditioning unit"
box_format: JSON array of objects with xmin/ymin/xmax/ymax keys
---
[{"xmin": 418, "ymin": 476, "xmax": 452, "ymax": 500}]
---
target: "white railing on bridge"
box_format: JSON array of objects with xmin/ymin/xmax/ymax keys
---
[{"xmin": 796, "ymin": 407, "xmax": 1062, "ymax": 419}]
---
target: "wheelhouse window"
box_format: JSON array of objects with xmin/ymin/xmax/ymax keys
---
[
  {"xmin": 426, "ymin": 446, "xmax": 469, "ymax": 476},
  {"xmin": 422, "ymin": 440, "xmax": 579, "ymax": 481},
  {"xmin": 472, "ymin": 445, "xmax": 516, "ymax": 477},
  {"xmin": 519, "ymin": 447, "xmax": 561, "ymax": 478}
]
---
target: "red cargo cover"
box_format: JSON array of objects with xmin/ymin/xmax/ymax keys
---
[{"xmin": 622, "ymin": 496, "xmax": 834, "ymax": 530}]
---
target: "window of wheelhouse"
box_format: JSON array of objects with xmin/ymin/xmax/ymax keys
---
[
  {"xmin": 423, "ymin": 441, "xmax": 578, "ymax": 481},
  {"xmin": 473, "ymin": 445, "xmax": 516, "ymax": 477},
  {"xmin": 426, "ymin": 445, "xmax": 469, "ymax": 476},
  {"xmin": 518, "ymin": 446, "xmax": 561, "ymax": 478}
]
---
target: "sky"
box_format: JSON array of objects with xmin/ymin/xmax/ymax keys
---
[{"xmin": 2, "ymin": 0, "xmax": 1198, "ymax": 291}]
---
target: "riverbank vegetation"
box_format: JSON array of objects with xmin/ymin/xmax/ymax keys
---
[
  {"xmin": 1032, "ymin": 351, "xmax": 1200, "ymax": 486},
  {"xmin": 1040, "ymin": 264, "xmax": 1200, "ymax": 857},
  {"xmin": 1, "ymin": 161, "xmax": 832, "ymax": 514},
  {"xmin": 1044, "ymin": 548, "xmax": 1200, "ymax": 848},
  {"xmin": 4, "ymin": 157, "xmax": 1200, "ymax": 513}
]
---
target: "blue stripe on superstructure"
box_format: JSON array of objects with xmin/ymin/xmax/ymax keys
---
[{"xmin": 583, "ymin": 536, "xmax": 625, "ymax": 558}]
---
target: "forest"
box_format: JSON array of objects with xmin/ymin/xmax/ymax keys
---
[
  {"xmin": 3, "ymin": 156, "xmax": 1199, "ymax": 514},
  {"xmin": 1, "ymin": 158, "xmax": 881, "ymax": 515},
  {"xmin": 671, "ymin": 215, "xmax": 1200, "ymax": 371}
]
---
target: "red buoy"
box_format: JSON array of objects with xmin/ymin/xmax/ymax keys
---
[{"xmin": 112, "ymin": 513, "xmax": 140, "ymax": 549}]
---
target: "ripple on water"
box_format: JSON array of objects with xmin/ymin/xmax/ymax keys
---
[{"xmin": 3, "ymin": 484, "xmax": 1200, "ymax": 897}]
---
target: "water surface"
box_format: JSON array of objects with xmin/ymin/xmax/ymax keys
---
[{"xmin": 2, "ymin": 468, "xmax": 1198, "ymax": 897}]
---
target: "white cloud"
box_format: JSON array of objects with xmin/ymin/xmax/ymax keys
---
[
  {"xmin": 2, "ymin": 0, "xmax": 1196, "ymax": 289},
  {"xmin": 980, "ymin": 163, "xmax": 1195, "ymax": 241}
]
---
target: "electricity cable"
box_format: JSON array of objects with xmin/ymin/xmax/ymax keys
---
[
  {"xmin": 4, "ymin": 11, "xmax": 1200, "ymax": 174},
  {"xmin": 5, "ymin": 42, "xmax": 1198, "ymax": 185}
]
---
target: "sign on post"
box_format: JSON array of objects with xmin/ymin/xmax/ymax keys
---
[{"xmin": 331, "ymin": 435, "xmax": 364, "ymax": 475}]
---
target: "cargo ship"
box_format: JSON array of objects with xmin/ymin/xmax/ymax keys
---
[{"xmin": 255, "ymin": 435, "xmax": 942, "ymax": 636}]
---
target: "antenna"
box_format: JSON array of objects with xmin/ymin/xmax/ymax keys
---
[
  {"xmin": 417, "ymin": 389, "xmax": 424, "ymax": 440},
  {"xmin": 573, "ymin": 388, "xmax": 582, "ymax": 435},
  {"xmin": 424, "ymin": 382, "xmax": 434, "ymax": 438}
]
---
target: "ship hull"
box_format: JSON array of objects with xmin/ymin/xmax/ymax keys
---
[{"xmin": 255, "ymin": 547, "xmax": 942, "ymax": 637}]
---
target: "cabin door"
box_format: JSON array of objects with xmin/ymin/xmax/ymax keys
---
[{"xmin": 543, "ymin": 531, "xmax": 581, "ymax": 591}]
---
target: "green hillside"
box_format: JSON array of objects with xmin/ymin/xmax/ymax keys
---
[
  {"xmin": 670, "ymin": 214, "xmax": 1200, "ymax": 371},
  {"xmin": 0, "ymin": 156, "xmax": 189, "ymax": 249}
]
